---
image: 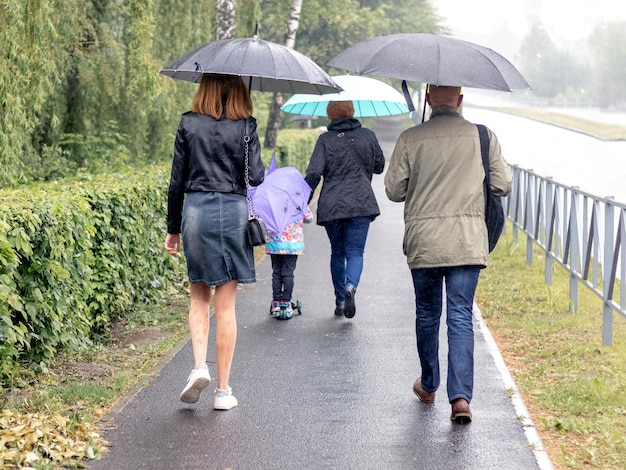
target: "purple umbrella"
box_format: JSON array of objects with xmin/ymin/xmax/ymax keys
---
[
  {"xmin": 251, "ymin": 166, "xmax": 312, "ymax": 234},
  {"xmin": 266, "ymin": 152, "xmax": 277, "ymax": 175},
  {"xmin": 248, "ymin": 152, "xmax": 278, "ymax": 200}
]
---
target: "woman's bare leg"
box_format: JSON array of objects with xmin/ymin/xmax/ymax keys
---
[
  {"xmin": 188, "ymin": 282, "xmax": 212, "ymax": 368},
  {"xmin": 213, "ymin": 280, "xmax": 238, "ymax": 390}
]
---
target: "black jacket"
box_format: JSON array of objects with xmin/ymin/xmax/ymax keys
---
[
  {"xmin": 305, "ymin": 117, "xmax": 385, "ymax": 225},
  {"xmin": 167, "ymin": 112, "xmax": 264, "ymax": 234}
]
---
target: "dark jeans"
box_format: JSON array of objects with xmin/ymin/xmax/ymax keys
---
[
  {"xmin": 270, "ymin": 254, "xmax": 298, "ymax": 302},
  {"xmin": 324, "ymin": 216, "xmax": 371, "ymax": 304},
  {"xmin": 411, "ymin": 266, "xmax": 481, "ymax": 403}
]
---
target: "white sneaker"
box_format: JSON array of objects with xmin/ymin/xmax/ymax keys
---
[
  {"xmin": 214, "ymin": 386, "xmax": 238, "ymax": 410},
  {"xmin": 180, "ymin": 366, "xmax": 211, "ymax": 404}
]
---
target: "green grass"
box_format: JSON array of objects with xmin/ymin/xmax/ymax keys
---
[{"xmin": 477, "ymin": 228, "xmax": 626, "ymax": 469}]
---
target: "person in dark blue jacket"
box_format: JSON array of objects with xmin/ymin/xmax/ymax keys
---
[
  {"xmin": 165, "ymin": 74, "xmax": 264, "ymax": 411},
  {"xmin": 305, "ymin": 101, "xmax": 385, "ymax": 319}
]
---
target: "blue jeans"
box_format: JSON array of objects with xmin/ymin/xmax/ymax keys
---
[
  {"xmin": 324, "ymin": 216, "xmax": 371, "ymax": 304},
  {"xmin": 411, "ymin": 266, "xmax": 481, "ymax": 403}
]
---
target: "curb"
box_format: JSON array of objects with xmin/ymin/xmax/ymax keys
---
[{"xmin": 474, "ymin": 303, "xmax": 555, "ymax": 470}]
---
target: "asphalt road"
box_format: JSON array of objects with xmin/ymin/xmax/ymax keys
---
[{"xmin": 88, "ymin": 116, "xmax": 548, "ymax": 470}]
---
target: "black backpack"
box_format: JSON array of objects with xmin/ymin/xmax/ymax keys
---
[{"xmin": 477, "ymin": 124, "xmax": 505, "ymax": 252}]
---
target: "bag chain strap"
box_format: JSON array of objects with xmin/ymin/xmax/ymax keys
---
[{"xmin": 243, "ymin": 125, "xmax": 258, "ymax": 219}]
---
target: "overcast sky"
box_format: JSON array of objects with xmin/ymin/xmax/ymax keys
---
[{"xmin": 432, "ymin": 0, "xmax": 626, "ymax": 57}]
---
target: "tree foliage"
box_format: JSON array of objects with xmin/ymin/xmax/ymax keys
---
[
  {"xmin": 0, "ymin": 0, "xmax": 215, "ymax": 188},
  {"xmin": 517, "ymin": 22, "xmax": 626, "ymax": 105},
  {"xmin": 589, "ymin": 22, "xmax": 626, "ymax": 107},
  {"xmin": 0, "ymin": 0, "xmax": 445, "ymax": 186},
  {"xmin": 258, "ymin": 0, "xmax": 444, "ymax": 67},
  {"xmin": 518, "ymin": 25, "xmax": 589, "ymax": 99}
]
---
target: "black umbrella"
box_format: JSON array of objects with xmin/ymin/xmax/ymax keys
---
[
  {"xmin": 160, "ymin": 35, "xmax": 342, "ymax": 95},
  {"xmin": 327, "ymin": 33, "xmax": 530, "ymax": 92}
]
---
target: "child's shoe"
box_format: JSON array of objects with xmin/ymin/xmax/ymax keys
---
[{"xmin": 270, "ymin": 300, "xmax": 281, "ymax": 316}]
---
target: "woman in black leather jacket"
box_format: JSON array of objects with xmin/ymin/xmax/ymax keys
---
[
  {"xmin": 165, "ymin": 74, "xmax": 264, "ymax": 411},
  {"xmin": 305, "ymin": 100, "xmax": 385, "ymax": 319}
]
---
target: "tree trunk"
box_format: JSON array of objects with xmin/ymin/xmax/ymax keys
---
[
  {"xmin": 216, "ymin": 0, "xmax": 236, "ymax": 40},
  {"xmin": 264, "ymin": 0, "xmax": 303, "ymax": 149}
]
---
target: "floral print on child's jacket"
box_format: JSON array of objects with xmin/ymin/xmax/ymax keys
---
[{"xmin": 265, "ymin": 209, "xmax": 314, "ymax": 255}]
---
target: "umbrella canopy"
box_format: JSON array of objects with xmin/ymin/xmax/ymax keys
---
[
  {"xmin": 251, "ymin": 166, "xmax": 312, "ymax": 234},
  {"xmin": 327, "ymin": 33, "xmax": 530, "ymax": 92},
  {"xmin": 160, "ymin": 36, "xmax": 342, "ymax": 94},
  {"xmin": 248, "ymin": 153, "xmax": 278, "ymax": 202},
  {"xmin": 281, "ymin": 75, "xmax": 410, "ymax": 117}
]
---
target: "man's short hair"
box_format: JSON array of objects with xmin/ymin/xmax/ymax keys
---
[{"xmin": 427, "ymin": 85, "xmax": 463, "ymax": 107}]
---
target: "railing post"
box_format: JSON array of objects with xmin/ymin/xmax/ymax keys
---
[
  {"xmin": 593, "ymin": 200, "xmax": 601, "ymax": 288},
  {"xmin": 511, "ymin": 167, "xmax": 520, "ymax": 242},
  {"xmin": 615, "ymin": 209, "xmax": 626, "ymax": 307},
  {"xmin": 525, "ymin": 172, "xmax": 535, "ymax": 266},
  {"xmin": 545, "ymin": 179, "xmax": 554, "ymax": 285},
  {"xmin": 568, "ymin": 189, "xmax": 580, "ymax": 313},
  {"xmin": 561, "ymin": 188, "xmax": 571, "ymax": 258},
  {"xmin": 582, "ymin": 195, "xmax": 589, "ymax": 267},
  {"xmin": 602, "ymin": 199, "xmax": 615, "ymax": 346}
]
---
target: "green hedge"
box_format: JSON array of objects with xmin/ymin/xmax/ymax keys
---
[
  {"xmin": 0, "ymin": 166, "xmax": 178, "ymax": 380},
  {"xmin": 273, "ymin": 129, "xmax": 319, "ymax": 173}
]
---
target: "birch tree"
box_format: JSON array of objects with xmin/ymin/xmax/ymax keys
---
[
  {"xmin": 216, "ymin": 0, "xmax": 236, "ymax": 40},
  {"xmin": 264, "ymin": 0, "xmax": 302, "ymax": 149}
]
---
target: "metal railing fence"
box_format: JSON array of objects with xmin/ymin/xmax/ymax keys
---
[{"xmin": 505, "ymin": 165, "xmax": 626, "ymax": 346}]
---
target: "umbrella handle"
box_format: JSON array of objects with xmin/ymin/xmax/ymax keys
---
[{"xmin": 401, "ymin": 80, "xmax": 415, "ymax": 112}]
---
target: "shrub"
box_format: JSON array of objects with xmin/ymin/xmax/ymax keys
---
[
  {"xmin": 274, "ymin": 129, "xmax": 319, "ymax": 173},
  {"xmin": 0, "ymin": 166, "xmax": 178, "ymax": 382}
]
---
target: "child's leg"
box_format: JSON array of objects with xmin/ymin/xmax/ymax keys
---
[
  {"xmin": 270, "ymin": 254, "xmax": 284, "ymax": 301},
  {"xmin": 280, "ymin": 255, "xmax": 298, "ymax": 302}
]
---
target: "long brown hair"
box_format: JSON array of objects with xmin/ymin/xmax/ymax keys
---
[{"xmin": 191, "ymin": 74, "xmax": 253, "ymax": 119}]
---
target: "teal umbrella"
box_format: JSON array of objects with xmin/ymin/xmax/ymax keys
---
[{"xmin": 281, "ymin": 75, "xmax": 410, "ymax": 117}]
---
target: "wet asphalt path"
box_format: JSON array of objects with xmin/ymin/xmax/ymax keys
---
[{"xmin": 88, "ymin": 117, "xmax": 544, "ymax": 470}]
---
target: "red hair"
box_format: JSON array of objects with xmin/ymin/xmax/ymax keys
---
[{"xmin": 326, "ymin": 101, "xmax": 355, "ymax": 120}]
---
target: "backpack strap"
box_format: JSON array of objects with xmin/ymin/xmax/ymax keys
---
[{"xmin": 476, "ymin": 124, "xmax": 490, "ymax": 185}]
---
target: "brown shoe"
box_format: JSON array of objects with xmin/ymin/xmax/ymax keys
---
[
  {"xmin": 450, "ymin": 398, "xmax": 472, "ymax": 424},
  {"xmin": 413, "ymin": 378, "xmax": 435, "ymax": 403}
]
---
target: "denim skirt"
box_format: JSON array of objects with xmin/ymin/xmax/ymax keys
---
[{"xmin": 181, "ymin": 191, "xmax": 256, "ymax": 286}]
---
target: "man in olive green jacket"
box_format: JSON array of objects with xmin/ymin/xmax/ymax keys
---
[{"xmin": 384, "ymin": 85, "xmax": 512, "ymax": 424}]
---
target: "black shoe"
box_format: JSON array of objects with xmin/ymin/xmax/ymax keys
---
[
  {"xmin": 344, "ymin": 284, "xmax": 356, "ymax": 318},
  {"xmin": 334, "ymin": 301, "xmax": 345, "ymax": 316}
]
